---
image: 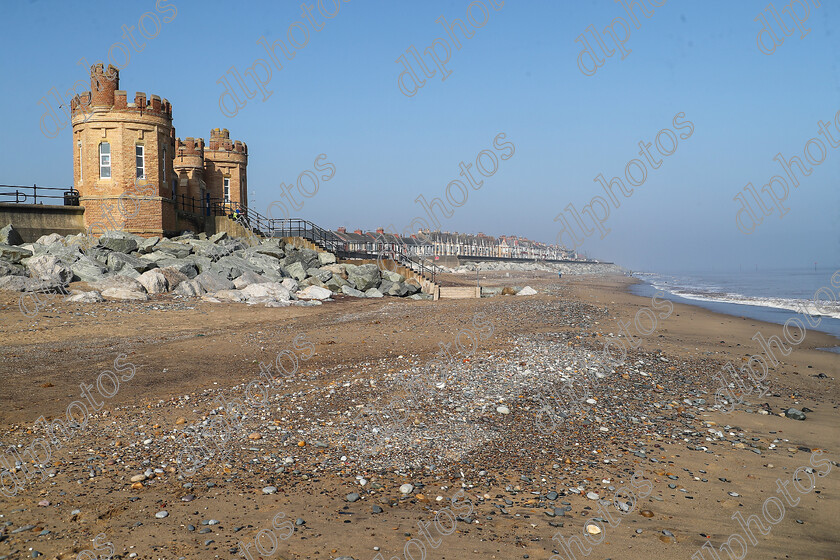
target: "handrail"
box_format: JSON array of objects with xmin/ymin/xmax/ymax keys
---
[{"xmin": 0, "ymin": 184, "xmax": 79, "ymax": 205}]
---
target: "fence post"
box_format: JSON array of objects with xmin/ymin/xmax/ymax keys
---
[{"xmin": 32, "ymin": 184, "xmax": 37, "ymax": 205}]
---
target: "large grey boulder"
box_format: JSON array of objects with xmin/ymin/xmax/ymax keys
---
[
  {"xmin": 154, "ymin": 240, "xmax": 193, "ymax": 259},
  {"xmin": 211, "ymin": 289, "xmax": 246, "ymax": 302},
  {"xmin": 36, "ymin": 233, "xmax": 63, "ymax": 245},
  {"xmin": 281, "ymin": 278, "xmax": 299, "ymax": 292},
  {"xmin": 317, "ymin": 252, "xmax": 336, "ymax": 265},
  {"xmin": 300, "ymin": 276, "xmax": 327, "ymax": 288},
  {"xmin": 0, "ymin": 276, "xmax": 34, "ymax": 292},
  {"xmin": 365, "ymin": 288, "xmax": 384, "ymax": 298},
  {"xmin": 208, "ymin": 231, "xmax": 228, "ymax": 243},
  {"xmin": 137, "ymin": 237, "xmax": 160, "ymax": 254},
  {"xmin": 321, "ymin": 263, "xmax": 346, "ymax": 277},
  {"xmin": 71, "ymin": 256, "xmax": 108, "ymax": 283},
  {"xmin": 173, "ymin": 279, "xmax": 204, "ymax": 296},
  {"xmin": 382, "ymin": 270, "xmax": 406, "ymax": 283},
  {"xmin": 43, "ymin": 242, "xmax": 83, "ymax": 264},
  {"xmin": 92, "ymin": 275, "xmax": 146, "ymax": 293},
  {"xmin": 284, "ymin": 248, "xmax": 319, "ymax": 270},
  {"xmin": 297, "ymin": 285, "xmax": 332, "ymax": 300},
  {"xmin": 255, "ymin": 246, "xmax": 285, "ymax": 260},
  {"xmin": 85, "ymin": 246, "xmax": 112, "ymax": 267},
  {"xmin": 187, "ymin": 239, "xmax": 230, "ymax": 260},
  {"xmin": 340, "ymin": 285, "xmax": 365, "ymax": 298},
  {"xmin": 347, "ymin": 264, "xmax": 381, "ymax": 291},
  {"xmin": 107, "ymin": 252, "xmax": 154, "ymax": 273},
  {"xmin": 0, "ymin": 225, "xmax": 23, "ymax": 246},
  {"xmin": 65, "ymin": 291, "xmax": 104, "ymax": 303},
  {"xmin": 0, "ymin": 244, "xmax": 32, "ymax": 264},
  {"xmin": 308, "ymin": 268, "xmax": 332, "ymax": 282},
  {"xmin": 0, "ymin": 259, "xmax": 25, "ymax": 277},
  {"xmin": 157, "ymin": 266, "xmax": 189, "ymax": 290},
  {"xmin": 194, "ymin": 271, "xmax": 235, "ymax": 292},
  {"xmin": 379, "ymin": 280, "xmax": 409, "ymax": 297},
  {"xmin": 99, "ymin": 234, "xmax": 138, "ymax": 254},
  {"xmin": 156, "ymin": 259, "xmax": 198, "ymax": 279},
  {"xmin": 284, "ymin": 261, "xmax": 307, "ymax": 282},
  {"xmin": 137, "ymin": 269, "xmax": 169, "ymax": 294},
  {"xmin": 233, "ymin": 270, "xmax": 268, "ymax": 289},
  {"xmin": 240, "ymin": 282, "xmax": 291, "ymax": 302},
  {"xmin": 27, "ymin": 255, "xmax": 73, "ymax": 284},
  {"xmin": 325, "ymin": 275, "xmax": 349, "ymax": 292},
  {"xmin": 102, "ymin": 287, "xmax": 149, "ymax": 301}
]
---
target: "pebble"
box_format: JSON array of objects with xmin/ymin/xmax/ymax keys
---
[
  {"xmin": 346, "ymin": 493, "xmax": 360, "ymax": 502},
  {"xmin": 155, "ymin": 511, "xmax": 169, "ymax": 519},
  {"xmin": 262, "ymin": 486, "xmax": 277, "ymax": 495},
  {"xmin": 400, "ymin": 484, "xmax": 414, "ymax": 495},
  {"xmin": 496, "ymin": 406, "xmax": 510, "ymax": 415}
]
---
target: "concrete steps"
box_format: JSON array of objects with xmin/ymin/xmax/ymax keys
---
[{"xmin": 438, "ymin": 286, "xmax": 481, "ymax": 299}]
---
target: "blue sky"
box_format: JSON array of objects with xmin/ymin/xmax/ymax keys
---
[{"xmin": 2, "ymin": 0, "xmax": 838, "ymax": 272}]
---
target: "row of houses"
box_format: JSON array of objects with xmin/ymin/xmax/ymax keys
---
[{"xmin": 327, "ymin": 227, "xmax": 581, "ymax": 261}]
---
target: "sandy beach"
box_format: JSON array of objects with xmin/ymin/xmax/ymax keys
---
[{"xmin": 0, "ymin": 269, "xmax": 837, "ymax": 560}]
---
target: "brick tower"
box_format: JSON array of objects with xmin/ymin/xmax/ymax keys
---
[
  {"xmin": 173, "ymin": 137, "xmax": 206, "ymax": 203},
  {"xmin": 71, "ymin": 64, "xmax": 176, "ymax": 236},
  {"xmin": 204, "ymin": 128, "xmax": 248, "ymax": 208}
]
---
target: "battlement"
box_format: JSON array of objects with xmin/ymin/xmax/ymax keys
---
[
  {"xmin": 175, "ymin": 137, "xmax": 206, "ymax": 157},
  {"xmin": 208, "ymin": 127, "xmax": 247, "ymax": 154}
]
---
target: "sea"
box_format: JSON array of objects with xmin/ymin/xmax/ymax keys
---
[{"xmin": 628, "ymin": 266, "xmax": 840, "ymax": 352}]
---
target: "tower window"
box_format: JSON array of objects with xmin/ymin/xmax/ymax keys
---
[
  {"xmin": 99, "ymin": 142, "xmax": 111, "ymax": 179},
  {"xmin": 223, "ymin": 177, "xmax": 230, "ymax": 202},
  {"xmin": 162, "ymin": 145, "xmax": 166, "ymax": 183},
  {"xmin": 136, "ymin": 145, "xmax": 145, "ymax": 179},
  {"xmin": 79, "ymin": 143, "xmax": 83, "ymax": 183}
]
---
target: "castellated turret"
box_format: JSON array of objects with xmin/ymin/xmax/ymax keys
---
[
  {"xmin": 174, "ymin": 137, "xmax": 206, "ymax": 202},
  {"xmin": 71, "ymin": 64, "xmax": 176, "ymax": 237},
  {"xmin": 204, "ymin": 128, "xmax": 248, "ymax": 208}
]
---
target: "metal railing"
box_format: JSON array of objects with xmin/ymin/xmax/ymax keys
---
[
  {"xmin": 0, "ymin": 184, "xmax": 79, "ymax": 206},
  {"xmin": 172, "ymin": 196, "xmax": 440, "ymax": 283}
]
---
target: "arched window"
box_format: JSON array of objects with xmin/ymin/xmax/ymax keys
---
[{"xmin": 99, "ymin": 142, "xmax": 111, "ymax": 179}]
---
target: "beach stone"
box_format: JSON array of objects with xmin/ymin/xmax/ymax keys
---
[
  {"xmin": 0, "ymin": 225, "xmax": 23, "ymax": 246},
  {"xmin": 399, "ymin": 484, "xmax": 414, "ymax": 495},
  {"xmin": 137, "ymin": 269, "xmax": 168, "ymax": 294},
  {"xmin": 209, "ymin": 231, "xmax": 228, "ymax": 243},
  {"xmin": 262, "ymin": 486, "xmax": 277, "ymax": 495},
  {"xmin": 325, "ymin": 275, "xmax": 349, "ymax": 292},
  {"xmin": 516, "ymin": 286, "xmax": 538, "ymax": 296},
  {"xmin": 155, "ymin": 511, "xmax": 169, "ymax": 519},
  {"xmin": 496, "ymin": 406, "xmax": 510, "ymax": 415},
  {"xmin": 364, "ymin": 288, "xmax": 384, "ymax": 298},
  {"xmin": 321, "ymin": 263, "xmax": 346, "ymax": 277},
  {"xmin": 130, "ymin": 474, "xmax": 147, "ymax": 483},
  {"xmin": 346, "ymin": 493, "xmax": 360, "ymax": 502},
  {"xmin": 785, "ymin": 408, "xmax": 806, "ymax": 420}
]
